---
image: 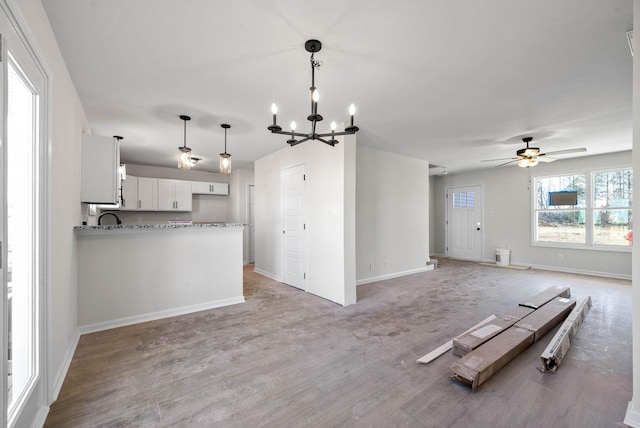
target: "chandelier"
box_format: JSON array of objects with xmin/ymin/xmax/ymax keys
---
[{"xmin": 268, "ymin": 39, "xmax": 359, "ymax": 146}]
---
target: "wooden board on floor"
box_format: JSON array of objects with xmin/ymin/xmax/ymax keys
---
[{"xmin": 417, "ymin": 314, "xmax": 497, "ymax": 364}]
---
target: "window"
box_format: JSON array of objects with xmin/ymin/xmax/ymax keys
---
[
  {"xmin": 533, "ymin": 168, "xmax": 632, "ymax": 250},
  {"xmin": 592, "ymin": 169, "xmax": 633, "ymax": 246},
  {"xmin": 453, "ymin": 191, "xmax": 475, "ymax": 208}
]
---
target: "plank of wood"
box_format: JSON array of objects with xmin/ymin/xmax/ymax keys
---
[{"xmin": 416, "ymin": 314, "xmax": 497, "ymax": 364}]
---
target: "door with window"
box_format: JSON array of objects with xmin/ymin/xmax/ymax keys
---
[
  {"xmin": 446, "ymin": 185, "xmax": 483, "ymax": 261},
  {"xmin": 1, "ymin": 5, "xmax": 48, "ymax": 426}
]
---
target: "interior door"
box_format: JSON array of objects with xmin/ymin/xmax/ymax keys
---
[
  {"xmin": 447, "ymin": 185, "xmax": 483, "ymax": 261},
  {"xmin": 281, "ymin": 165, "xmax": 305, "ymax": 290}
]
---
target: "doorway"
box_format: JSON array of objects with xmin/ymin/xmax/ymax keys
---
[
  {"xmin": 446, "ymin": 185, "xmax": 483, "ymax": 261},
  {"xmin": 281, "ymin": 164, "xmax": 306, "ymax": 290}
]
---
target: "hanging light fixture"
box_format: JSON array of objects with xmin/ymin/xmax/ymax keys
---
[
  {"xmin": 177, "ymin": 114, "xmax": 192, "ymax": 169},
  {"xmin": 267, "ymin": 39, "xmax": 359, "ymax": 146},
  {"xmin": 219, "ymin": 124, "xmax": 232, "ymax": 174}
]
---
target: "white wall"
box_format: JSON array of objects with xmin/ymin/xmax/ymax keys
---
[
  {"xmin": 254, "ymin": 135, "xmax": 356, "ymax": 306},
  {"xmin": 432, "ymin": 151, "xmax": 632, "ymax": 279},
  {"xmin": 8, "ymin": 0, "xmax": 88, "ymax": 424},
  {"xmin": 356, "ymin": 146, "xmax": 430, "ymax": 284},
  {"xmin": 77, "ymin": 227, "xmax": 244, "ymax": 331}
]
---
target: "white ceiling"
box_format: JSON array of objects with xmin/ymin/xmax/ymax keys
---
[{"xmin": 41, "ymin": 0, "xmax": 633, "ymax": 175}]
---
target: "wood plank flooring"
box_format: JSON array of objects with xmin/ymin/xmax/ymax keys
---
[{"xmin": 45, "ymin": 259, "xmax": 632, "ymax": 427}]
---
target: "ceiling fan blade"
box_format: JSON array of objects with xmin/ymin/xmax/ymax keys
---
[
  {"xmin": 541, "ymin": 147, "xmax": 587, "ymax": 156},
  {"xmin": 536, "ymin": 156, "xmax": 556, "ymax": 163},
  {"xmin": 481, "ymin": 157, "xmax": 518, "ymax": 162},
  {"xmin": 496, "ymin": 159, "xmax": 519, "ymax": 167}
]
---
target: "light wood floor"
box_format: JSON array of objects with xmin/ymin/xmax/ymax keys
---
[{"xmin": 45, "ymin": 259, "xmax": 632, "ymax": 427}]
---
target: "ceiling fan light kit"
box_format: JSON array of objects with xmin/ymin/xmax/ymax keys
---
[{"xmin": 267, "ymin": 39, "xmax": 360, "ymax": 147}]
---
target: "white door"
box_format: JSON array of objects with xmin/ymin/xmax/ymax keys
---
[
  {"xmin": 248, "ymin": 185, "xmax": 255, "ymax": 264},
  {"xmin": 447, "ymin": 185, "xmax": 483, "ymax": 261},
  {"xmin": 281, "ymin": 165, "xmax": 305, "ymax": 290},
  {"xmin": 0, "ymin": 5, "xmax": 48, "ymax": 426}
]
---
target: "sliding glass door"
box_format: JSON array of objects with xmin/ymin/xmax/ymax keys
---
[{"xmin": 0, "ymin": 2, "xmax": 48, "ymax": 425}]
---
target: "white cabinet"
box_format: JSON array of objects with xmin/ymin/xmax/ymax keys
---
[
  {"xmin": 120, "ymin": 176, "xmax": 137, "ymax": 210},
  {"xmin": 157, "ymin": 179, "xmax": 192, "ymax": 211},
  {"xmin": 120, "ymin": 176, "xmax": 158, "ymax": 211},
  {"xmin": 191, "ymin": 181, "xmax": 229, "ymax": 195},
  {"xmin": 81, "ymin": 135, "xmax": 120, "ymax": 204},
  {"xmin": 138, "ymin": 177, "xmax": 158, "ymax": 210}
]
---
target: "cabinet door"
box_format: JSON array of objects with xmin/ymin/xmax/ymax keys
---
[
  {"xmin": 191, "ymin": 181, "xmax": 212, "ymax": 194},
  {"xmin": 138, "ymin": 177, "xmax": 158, "ymax": 210},
  {"xmin": 174, "ymin": 181, "xmax": 192, "ymax": 211},
  {"xmin": 81, "ymin": 134, "xmax": 120, "ymax": 204},
  {"xmin": 157, "ymin": 179, "xmax": 175, "ymax": 211},
  {"xmin": 212, "ymin": 183, "xmax": 229, "ymax": 195},
  {"xmin": 120, "ymin": 176, "xmax": 138, "ymax": 211}
]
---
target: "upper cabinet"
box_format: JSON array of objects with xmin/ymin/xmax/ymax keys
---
[
  {"xmin": 121, "ymin": 176, "xmax": 157, "ymax": 211},
  {"xmin": 81, "ymin": 135, "xmax": 120, "ymax": 204},
  {"xmin": 157, "ymin": 179, "xmax": 192, "ymax": 211},
  {"xmin": 192, "ymin": 181, "xmax": 229, "ymax": 195}
]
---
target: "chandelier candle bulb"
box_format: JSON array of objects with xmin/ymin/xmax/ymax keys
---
[{"xmin": 271, "ymin": 103, "xmax": 277, "ymax": 124}]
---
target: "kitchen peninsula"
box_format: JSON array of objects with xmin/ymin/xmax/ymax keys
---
[{"xmin": 74, "ymin": 223, "xmax": 245, "ymax": 332}]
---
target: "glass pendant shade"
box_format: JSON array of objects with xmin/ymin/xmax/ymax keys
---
[
  {"xmin": 219, "ymin": 153, "xmax": 231, "ymax": 174},
  {"xmin": 178, "ymin": 146, "xmax": 191, "ymax": 169}
]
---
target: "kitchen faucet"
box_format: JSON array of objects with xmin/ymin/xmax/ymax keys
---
[{"xmin": 98, "ymin": 212, "xmax": 122, "ymax": 225}]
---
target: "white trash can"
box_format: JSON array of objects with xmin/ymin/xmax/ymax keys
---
[{"xmin": 495, "ymin": 249, "xmax": 511, "ymax": 266}]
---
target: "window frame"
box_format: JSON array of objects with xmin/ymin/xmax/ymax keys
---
[{"xmin": 532, "ymin": 166, "xmax": 632, "ymax": 253}]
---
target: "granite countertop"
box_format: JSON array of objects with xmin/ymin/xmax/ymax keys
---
[{"xmin": 74, "ymin": 223, "xmax": 245, "ymax": 231}]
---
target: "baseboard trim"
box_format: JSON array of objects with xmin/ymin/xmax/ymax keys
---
[
  {"xmin": 625, "ymin": 401, "xmax": 640, "ymax": 427},
  {"xmin": 30, "ymin": 405, "xmax": 49, "ymax": 428},
  {"xmin": 78, "ymin": 296, "xmax": 246, "ymax": 334},
  {"xmin": 356, "ymin": 266, "xmax": 433, "ymax": 286},
  {"xmin": 525, "ymin": 262, "xmax": 631, "ymax": 281},
  {"xmin": 252, "ymin": 267, "xmax": 281, "ymax": 282},
  {"xmin": 51, "ymin": 329, "xmax": 81, "ymax": 401}
]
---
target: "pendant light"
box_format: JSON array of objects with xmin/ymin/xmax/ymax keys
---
[
  {"xmin": 177, "ymin": 114, "xmax": 192, "ymax": 170},
  {"xmin": 219, "ymin": 123, "xmax": 232, "ymax": 174}
]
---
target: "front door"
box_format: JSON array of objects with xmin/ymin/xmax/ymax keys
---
[
  {"xmin": 447, "ymin": 185, "xmax": 483, "ymax": 261},
  {"xmin": 281, "ymin": 165, "xmax": 306, "ymax": 290}
]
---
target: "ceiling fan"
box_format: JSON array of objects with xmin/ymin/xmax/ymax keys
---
[{"xmin": 481, "ymin": 137, "xmax": 587, "ymax": 168}]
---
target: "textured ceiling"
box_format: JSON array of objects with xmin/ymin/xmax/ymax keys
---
[{"xmin": 41, "ymin": 0, "xmax": 633, "ymax": 175}]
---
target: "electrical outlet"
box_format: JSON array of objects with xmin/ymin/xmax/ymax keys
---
[
  {"xmin": 369, "ymin": 262, "xmax": 374, "ymax": 271},
  {"xmin": 384, "ymin": 260, "xmax": 388, "ymax": 268},
  {"xmin": 557, "ymin": 254, "xmax": 563, "ymax": 261}
]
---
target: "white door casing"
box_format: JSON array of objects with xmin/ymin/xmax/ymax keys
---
[
  {"xmin": 248, "ymin": 185, "xmax": 255, "ymax": 264},
  {"xmin": 281, "ymin": 165, "xmax": 306, "ymax": 290},
  {"xmin": 446, "ymin": 185, "xmax": 483, "ymax": 261}
]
